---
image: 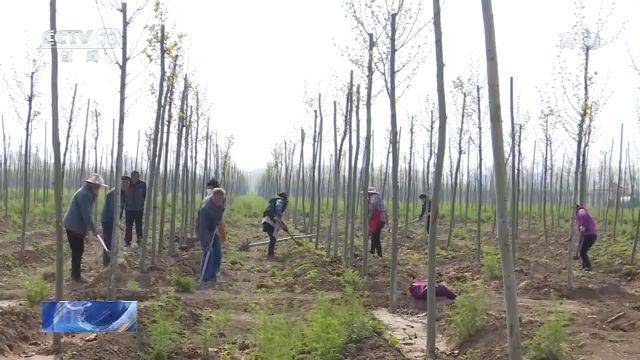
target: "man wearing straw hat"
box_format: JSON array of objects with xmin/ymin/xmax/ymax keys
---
[
  {"xmin": 63, "ymin": 173, "xmax": 109, "ymax": 283},
  {"xmin": 367, "ymin": 186, "xmax": 387, "ymax": 257}
]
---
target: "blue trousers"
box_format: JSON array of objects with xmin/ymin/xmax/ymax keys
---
[{"xmin": 199, "ymin": 230, "xmax": 222, "ymax": 282}]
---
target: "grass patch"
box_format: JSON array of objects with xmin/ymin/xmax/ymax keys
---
[
  {"xmin": 25, "ymin": 276, "xmax": 50, "ymax": 307},
  {"xmin": 251, "ymin": 282, "xmax": 381, "ymax": 359}
]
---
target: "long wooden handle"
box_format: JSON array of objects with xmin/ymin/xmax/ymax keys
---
[{"xmin": 96, "ymin": 234, "xmax": 109, "ymax": 252}]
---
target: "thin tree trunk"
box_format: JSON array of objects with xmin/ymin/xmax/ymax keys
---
[
  {"xmin": 349, "ymin": 85, "xmax": 361, "ymax": 265},
  {"xmin": 613, "ymin": 124, "xmax": 623, "ymax": 242},
  {"xmin": 509, "ymin": 77, "xmax": 517, "ymax": 261},
  {"xmin": 20, "ymin": 69, "xmax": 36, "ymax": 253},
  {"xmin": 108, "ymin": 2, "xmax": 128, "ymax": 298},
  {"xmin": 170, "ymin": 76, "xmax": 188, "ymax": 256},
  {"xmin": 446, "ymin": 93, "xmax": 466, "ymax": 248},
  {"xmin": 481, "ymin": 1, "xmax": 523, "ymax": 358},
  {"xmin": 139, "ymin": 24, "xmax": 165, "ymax": 272},
  {"xmin": 362, "ymin": 34, "xmax": 374, "ymax": 275},
  {"xmin": 80, "ymin": 99, "xmax": 90, "ymax": 182},
  {"xmin": 475, "ymin": 85, "xmax": 483, "ymax": 263},
  {"xmin": 49, "ymin": 0, "xmax": 65, "ymax": 353},
  {"xmin": 388, "ymin": 12, "xmax": 400, "ymax": 313},
  {"xmin": 2, "ymin": 116, "xmax": 8, "ymax": 219},
  {"xmin": 427, "ymin": 1, "xmax": 447, "ymax": 355}
]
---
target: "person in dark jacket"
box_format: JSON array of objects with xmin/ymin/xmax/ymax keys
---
[
  {"xmin": 418, "ymin": 193, "xmax": 432, "ymax": 233},
  {"xmin": 100, "ymin": 176, "xmax": 131, "ymax": 266},
  {"xmin": 63, "ymin": 173, "xmax": 108, "ymax": 282},
  {"xmin": 197, "ymin": 181, "xmax": 227, "ymax": 288},
  {"xmin": 261, "ymin": 192, "xmax": 288, "ymax": 259},
  {"xmin": 123, "ymin": 170, "xmax": 146, "ymax": 248}
]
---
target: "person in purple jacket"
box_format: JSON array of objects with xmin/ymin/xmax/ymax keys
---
[{"xmin": 573, "ymin": 204, "xmax": 598, "ymax": 271}]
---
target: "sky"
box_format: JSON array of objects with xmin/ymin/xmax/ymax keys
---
[{"xmin": 0, "ymin": 0, "xmax": 639, "ymax": 175}]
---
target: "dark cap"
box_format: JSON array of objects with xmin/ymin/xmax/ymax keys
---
[
  {"xmin": 278, "ymin": 192, "xmax": 288, "ymax": 198},
  {"xmin": 207, "ymin": 179, "xmax": 220, "ymax": 189},
  {"xmin": 419, "ymin": 193, "xmax": 427, "ymax": 199},
  {"xmin": 121, "ymin": 175, "xmax": 131, "ymax": 182},
  {"xmin": 131, "ymin": 170, "xmax": 140, "ymax": 177}
]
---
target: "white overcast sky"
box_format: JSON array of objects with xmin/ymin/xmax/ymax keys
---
[{"xmin": 0, "ymin": 0, "xmax": 639, "ymax": 174}]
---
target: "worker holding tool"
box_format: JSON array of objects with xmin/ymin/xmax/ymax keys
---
[
  {"xmin": 63, "ymin": 173, "xmax": 109, "ymax": 283},
  {"xmin": 100, "ymin": 175, "xmax": 131, "ymax": 267},
  {"xmin": 573, "ymin": 204, "xmax": 598, "ymax": 271},
  {"xmin": 197, "ymin": 180, "xmax": 227, "ymax": 289},
  {"xmin": 367, "ymin": 187, "xmax": 387, "ymax": 257},
  {"xmin": 418, "ymin": 193, "xmax": 432, "ymax": 233},
  {"xmin": 261, "ymin": 192, "xmax": 289, "ymax": 259}
]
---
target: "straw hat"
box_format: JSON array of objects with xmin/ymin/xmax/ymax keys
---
[
  {"xmin": 85, "ymin": 173, "xmax": 108, "ymax": 188},
  {"xmin": 367, "ymin": 186, "xmax": 379, "ymax": 194}
]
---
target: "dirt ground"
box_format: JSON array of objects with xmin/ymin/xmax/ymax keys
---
[{"xmin": 1, "ymin": 212, "xmax": 640, "ymax": 359}]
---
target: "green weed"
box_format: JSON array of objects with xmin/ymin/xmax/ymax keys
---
[
  {"xmin": 482, "ymin": 246, "xmax": 500, "ymax": 281},
  {"xmin": 126, "ymin": 280, "xmax": 141, "ymax": 291},
  {"xmin": 25, "ymin": 276, "xmax": 49, "ymax": 307},
  {"xmin": 200, "ymin": 308, "xmax": 232, "ymax": 358},
  {"xmin": 146, "ymin": 294, "xmax": 184, "ymax": 360},
  {"xmin": 525, "ymin": 312, "xmax": 571, "ymax": 360},
  {"xmin": 253, "ymin": 312, "xmax": 302, "ymax": 360},
  {"xmin": 446, "ymin": 285, "xmax": 489, "ymax": 341},
  {"xmin": 171, "ymin": 274, "xmax": 197, "ymax": 293}
]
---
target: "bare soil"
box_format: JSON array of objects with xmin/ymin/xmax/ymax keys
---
[{"xmin": 1, "ymin": 214, "xmax": 640, "ymax": 359}]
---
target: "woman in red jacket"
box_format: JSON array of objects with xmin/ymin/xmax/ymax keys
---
[{"xmin": 367, "ymin": 187, "xmax": 387, "ymax": 257}]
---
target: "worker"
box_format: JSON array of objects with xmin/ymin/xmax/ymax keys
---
[
  {"xmin": 197, "ymin": 180, "xmax": 227, "ymax": 288},
  {"xmin": 261, "ymin": 192, "xmax": 288, "ymax": 259},
  {"xmin": 123, "ymin": 170, "xmax": 146, "ymax": 248},
  {"xmin": 63, "ymin": 173, "xmax": 108, "ymax": 282},
  {"xmin": 100, "ymin": 176, "xmax": 130, "ymax": 266},
  {"xmin": 574, "ymin": 204, "xmax": 598, "ymax": 271},
  {"xmin": 367, "ymin": 187, "xmax": 387, "ymax": 257},
  {"xmin": 418, "ymin": 193, "xmax": 432, "ymax": 233}
]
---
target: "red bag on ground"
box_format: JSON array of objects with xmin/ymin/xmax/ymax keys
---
[{"xmin": 409, "ymin": 277, "xmax": 457, "ymax": 300}]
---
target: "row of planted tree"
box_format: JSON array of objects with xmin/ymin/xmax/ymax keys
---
[
  {"xmin": 257, "ymin": 0, "xmax": 639, "ymax": 359},
  {"xmin": 21, "ymin": 2, "xmax": 252, "ymax": 353}
]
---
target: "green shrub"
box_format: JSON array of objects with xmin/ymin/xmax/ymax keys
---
[
  {"xmin": 148, "ymin": 316, "xmax": 182, "ymax": 360},
  {"xmin": 253, "ymin": 312, "xmax": 302, "ymax": 360},
  {"xmin": 304, "ymin": 293, "xmax": 378, "ymax": 358},
  {"xmin": 171, "ymin": 274, "xmax": 197, "ymax": 293},
  {"xmin": 200, "ymin": 309, "xmax": 232, "ymax": 358},
  {"xmin": 146, "ymin": 295, "xmax": 184, "ymax": 360},
  {"xmin": 127, "ymin": 280, "xmax": 141, "ymax": 291},
  {"xmin": 446, "ymin": 286, "xmax": 489, "ymax": 340},
  {"xmin": 25, "ymin": 276, "xmax": 49, "ymax": 307},
  {"xmin": 525, "ymin": 313, "xmax": 571, "ymax": 360},
  {"xmin": 339, "ymin": 269, "xmax": 366, "ymax": 293},
  {"xmin": 482, "ymin": 246, "xmax": 500, "ymax": 281}
]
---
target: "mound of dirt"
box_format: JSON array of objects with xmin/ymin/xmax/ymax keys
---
[
  {"xmin": 0, "ymin": 305, "xmax": 43, "ymax": 356},
  {"xmin": 559, "ymin": 282, "xmax": 635, "ymax": 300}
]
